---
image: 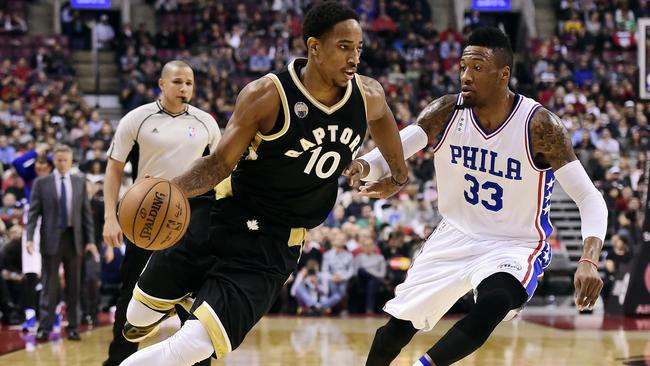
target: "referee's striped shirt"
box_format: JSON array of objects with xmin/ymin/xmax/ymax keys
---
[{"xmin": 108, "ymin": 100, "xmax": 221, "ymax": 181}]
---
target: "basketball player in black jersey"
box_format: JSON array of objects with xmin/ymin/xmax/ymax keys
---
[{"xmin": 119, "ymin": 2, "xmax": 409, "ymax": 365}]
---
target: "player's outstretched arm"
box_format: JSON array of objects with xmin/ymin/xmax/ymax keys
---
[
  {"xmin": 529, "ymin": 108, "xmax": 607, "ymax": 311},
  {"xmin": 361, "ymin": 76, "xmax": 408, "ymax": 182},
  {"xmin": 172, "ymin": 78, "xmax": 280, "ymax": 197},
  {"xmin": 348, "ymin": 76, "xmax": 409, "ymax": 198},
  {"xmin": 347, "ymin": 93, "xmax": 456, "ymax": 197}
]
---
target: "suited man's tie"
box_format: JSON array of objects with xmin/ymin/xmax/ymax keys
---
[{"xmin": 59, "ymin": 176, "xmax": 68, "ymax": 229}]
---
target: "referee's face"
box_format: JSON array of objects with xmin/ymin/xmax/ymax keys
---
[{"xmin": 159, "ymin": 66, "xmax": 194, "ymax": 107}]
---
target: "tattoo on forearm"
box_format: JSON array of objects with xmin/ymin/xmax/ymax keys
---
[
  {"xmin": 172, "ymin": 155, "xmax": 231, "ymax": 197},
  {"xmin": 529, "ymin": 109, "xmax": 576, "ymax": 169},
  {"xmin": 416, "ymin": 94, "xmax": 457, "ymax": 143}
]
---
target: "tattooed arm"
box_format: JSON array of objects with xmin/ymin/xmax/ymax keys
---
[
  {"xmin": 530, "ymin": 108, "xmax": 605, "ymax": 311},
  {"xmin": 171, "ymin": 77, "xmax": 280, "ymax": 197},
  {"xmin": 415, "ymin": 94, "xmax": 458, "ymax": 144},
  {"xmin": 528, "ymin": 107, "xmax": 578, "ymax": 170},
  {"xmin": 345, "ymin": 92, "xmax": 457, "ymax": 198},
  {"xmin": 360, "ymin": 75, "xmax": 408, "ymax": 183}
]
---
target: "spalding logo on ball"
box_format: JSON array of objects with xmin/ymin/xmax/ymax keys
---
[{"xmin": 117, "ymin": 177, "xmax": 190, "ymax": 250}]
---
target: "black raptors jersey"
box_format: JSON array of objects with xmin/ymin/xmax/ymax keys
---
[{"xmin": 231, "ymin": 58, "xmax": 368, "ymax": 228}]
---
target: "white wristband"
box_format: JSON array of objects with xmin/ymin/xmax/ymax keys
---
[{"xmin": 359, "ymin": 125, "xmax": 428, "ymax": 181}]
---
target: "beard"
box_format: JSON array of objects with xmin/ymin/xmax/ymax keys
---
[{"xmin": 460, "ymin": 98, "xmax": 477, "ymax": 108}]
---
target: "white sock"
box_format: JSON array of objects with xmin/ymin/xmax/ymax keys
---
[
  {"xmin": 25, "ymin": 308, "xmax": 35, "ymax": 319},
  {"xmin": 126, "ymin": 298, "xmax": 167, "ymax": 327},
  {"xmin": 412, "ymin": 354, "xmax": 434, "ymax": 366},
  {"xmin": 120, "ymin": 320, "xmax": 215, "ymax": 366}
]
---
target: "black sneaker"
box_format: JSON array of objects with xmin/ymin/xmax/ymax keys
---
[{"xmin": 122, "ymin": 308, "xmax": 176, "ymax": 343}]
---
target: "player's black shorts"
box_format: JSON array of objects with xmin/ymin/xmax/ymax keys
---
[{"xmin": 134, "ymin": 196, "xmax": 304, "ymax": 358}]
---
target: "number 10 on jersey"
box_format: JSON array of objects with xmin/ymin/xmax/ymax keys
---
[
  {"xmin": 463, "ymin": 173, "xmax": 503, "ymax": 212},
  {"xmin": 304, "ymin": 147, "xmax": 341, "ymax": 179}
]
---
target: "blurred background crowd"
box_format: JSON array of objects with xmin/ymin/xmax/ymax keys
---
[{"xmin": 0, "ymin": 0, "xmax": 646, "ymax": 325}]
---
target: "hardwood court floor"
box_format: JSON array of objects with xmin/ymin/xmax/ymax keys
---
[{"xmin": 0, "ymin": 315, "xmax": 649, "ymax": 365}]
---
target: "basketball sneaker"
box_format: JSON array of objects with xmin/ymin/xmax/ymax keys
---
[
  {"xmin": 21, "ymin": 314, "xmax": 37, "ymax": 333},
  {"xmin": 122, "ymin": 307, "xmax": 176, "ymax": 343}
]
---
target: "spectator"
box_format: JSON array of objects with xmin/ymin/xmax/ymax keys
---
[
  {"xmin": 70, "ymin": 11, "xmax": 91, "ymax": 50},
  {"xmin": 95, "ymin": 14, "xmax": 116, "ymax": 50},
  {"xmin": 382, "ymin": 230, "xmax": 410, "ymax": 290},
  {"xmin": 595, "ymin": 128, "xmax": 620, "ymax": 157},
  {"xmin": 291, "ymin": 265, "xmax": 328, "ymax": 316},
  {"xmin": 320, "ymin": 230, "xmax": 354, "ymax": 313},
  {"xmin": 0, "ymin": 136, "xmax": 15, "ymax": 169},
  {"xmin": 603, "ymin": 234, "xmax": 633, "ymax": 302},
  {"xmin": 354, "ymin": 236, "xmax": 386, "ymax": 314}
]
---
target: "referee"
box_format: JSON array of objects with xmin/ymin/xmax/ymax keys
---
[{"xmin": 102, "ymin": 60, "xmax": 220, "ymax": 366}]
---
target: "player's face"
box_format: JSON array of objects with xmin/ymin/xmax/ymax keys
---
[
  {"xmin": 159, "ymin": 66, "xmax": 194, "ymax": 105},
  {"xmin": 460, "ymin": 46, "xmax": 509, "ymax": 108},
  {"xmin": 315, "ymin": 19, "xmax": 363, "ymax": 88}
]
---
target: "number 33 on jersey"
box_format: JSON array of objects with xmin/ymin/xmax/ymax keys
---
[{"xmin": 434, "ymin": 93, "xmax": 555, "ymax": 243}]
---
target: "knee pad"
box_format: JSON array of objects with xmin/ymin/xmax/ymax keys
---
[
  {"xmin": 126, "ymin": 298, "xmax": 167, "ymax": 327},
  {"xmin": 456, "ymin": 273, "xmax": 527, "ymax": 343},
  {"xmin": 476, "ymin": 273, "xmax": 527, "ymax": 315},
  {"xmin": 376, "ymin": 317, "xmax": 418, "ymax": 350}
]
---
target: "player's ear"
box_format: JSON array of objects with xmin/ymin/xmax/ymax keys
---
[
  {"xmin": 501, "ymin": 65, "xmax": 510, "ymax": 82},
  {"xmin": 306, "ymin": 37, "xmax": 319, "ymax": 56},
  {"xmin": 158, "ymin": 78, "xmax": 164, "ymax": 91}
]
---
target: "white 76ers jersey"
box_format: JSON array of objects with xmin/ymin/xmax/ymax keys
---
[{"xmin": 433, "ymin": 93, "xmax": 553, "ymax": 246}]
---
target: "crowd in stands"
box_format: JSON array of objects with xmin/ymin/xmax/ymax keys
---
[
  {"xmin": 0, "ymin": 3, "xmax": 116, "ymax": 326},
  {"xmin": 540, "ymin": 0, "xmax": 646, "ymax": 255},
  {"xmin": 0, "ymin": 1, "xmax": 28, "ymax": 35},
  {"xmin": 0, "ymin": 0, "xmax": 648, "ymax": 327}
]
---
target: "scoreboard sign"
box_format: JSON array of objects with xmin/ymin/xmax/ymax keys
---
[
  {"xmin": 71, "ymin": 0, "xmax": 111, "ymax": 9},
  {"xmin": 472, "ymin": 0, "xmax": 511, "ymax": 12}
]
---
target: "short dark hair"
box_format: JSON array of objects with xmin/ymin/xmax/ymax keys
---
[
  {"xmin": 302, "ymin": 1, "xmax": 359, "ymax": 46},
  {"xmin": 161, "ymin": 60, "xmax": 193, "ymax": 78},
  {"xmin": 464, "ymin": 27, "xmax": 513, "ymax": 69}
]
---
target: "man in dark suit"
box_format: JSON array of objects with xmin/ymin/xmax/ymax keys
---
[{"xmin": 26, "ymin": 144, "xmax": 95, "ymax": 341}]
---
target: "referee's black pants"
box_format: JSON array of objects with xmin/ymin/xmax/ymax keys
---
[
  {"xmin": 104, "ymin": 240, "xmax": 149, "ymax": 365},
  {"xmin": 104, "ymin": 240, "xmax": 210, "ymax": 366}
]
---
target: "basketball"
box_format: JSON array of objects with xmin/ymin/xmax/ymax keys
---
[{"xmin": 117, "ymin": 177, "xmax": 190, "ymax": 250}]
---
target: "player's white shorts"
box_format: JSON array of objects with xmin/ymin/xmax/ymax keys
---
[{"xmin": 384, "ymin": 220, "xmax": 551, "ymax": 331}]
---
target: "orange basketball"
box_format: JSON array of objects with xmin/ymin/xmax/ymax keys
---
[{"xmin": 117, "ymin": 177, "xmax": 190, "ymax": 250}]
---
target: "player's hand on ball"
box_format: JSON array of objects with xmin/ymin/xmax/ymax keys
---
[
  {"xmin": 103, "ymin": 217, "xmax": 124, "ymax": 248},
  {"xmin": 343, "ymin": 159, "xmax": 369, "ymax": 188},
  {"xmin": 359, "ymin": 177, "xmax": 404, "ymax": 199},
  {"xmin": 573, "ymin": 262, "xmax": 603, "ymax": 311}
]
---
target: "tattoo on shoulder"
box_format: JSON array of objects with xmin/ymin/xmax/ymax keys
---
[
  {"xmin": 416, "ymin": 94, "xmax": 457, "ymax": 142},
  {"xmin": 529, "ymin": 108, "xmax": 576, "ymax": 170}
]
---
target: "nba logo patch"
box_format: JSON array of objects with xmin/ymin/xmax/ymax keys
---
[
  {"xmin": 294, "ymin": 102, "xmax": 308, "ymax": 118},
  {"xmin": 188, "ymin": 126, "xmax": 195, "ymax": 137}
]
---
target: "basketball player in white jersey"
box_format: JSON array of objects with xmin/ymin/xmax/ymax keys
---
[
  {"xmin": 102, "ymin": 60, "xmax": 220, "ymax": 366},
  {"xmin": 346, "ymin": 27, "xmax": 607, "ymax": 366}
]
